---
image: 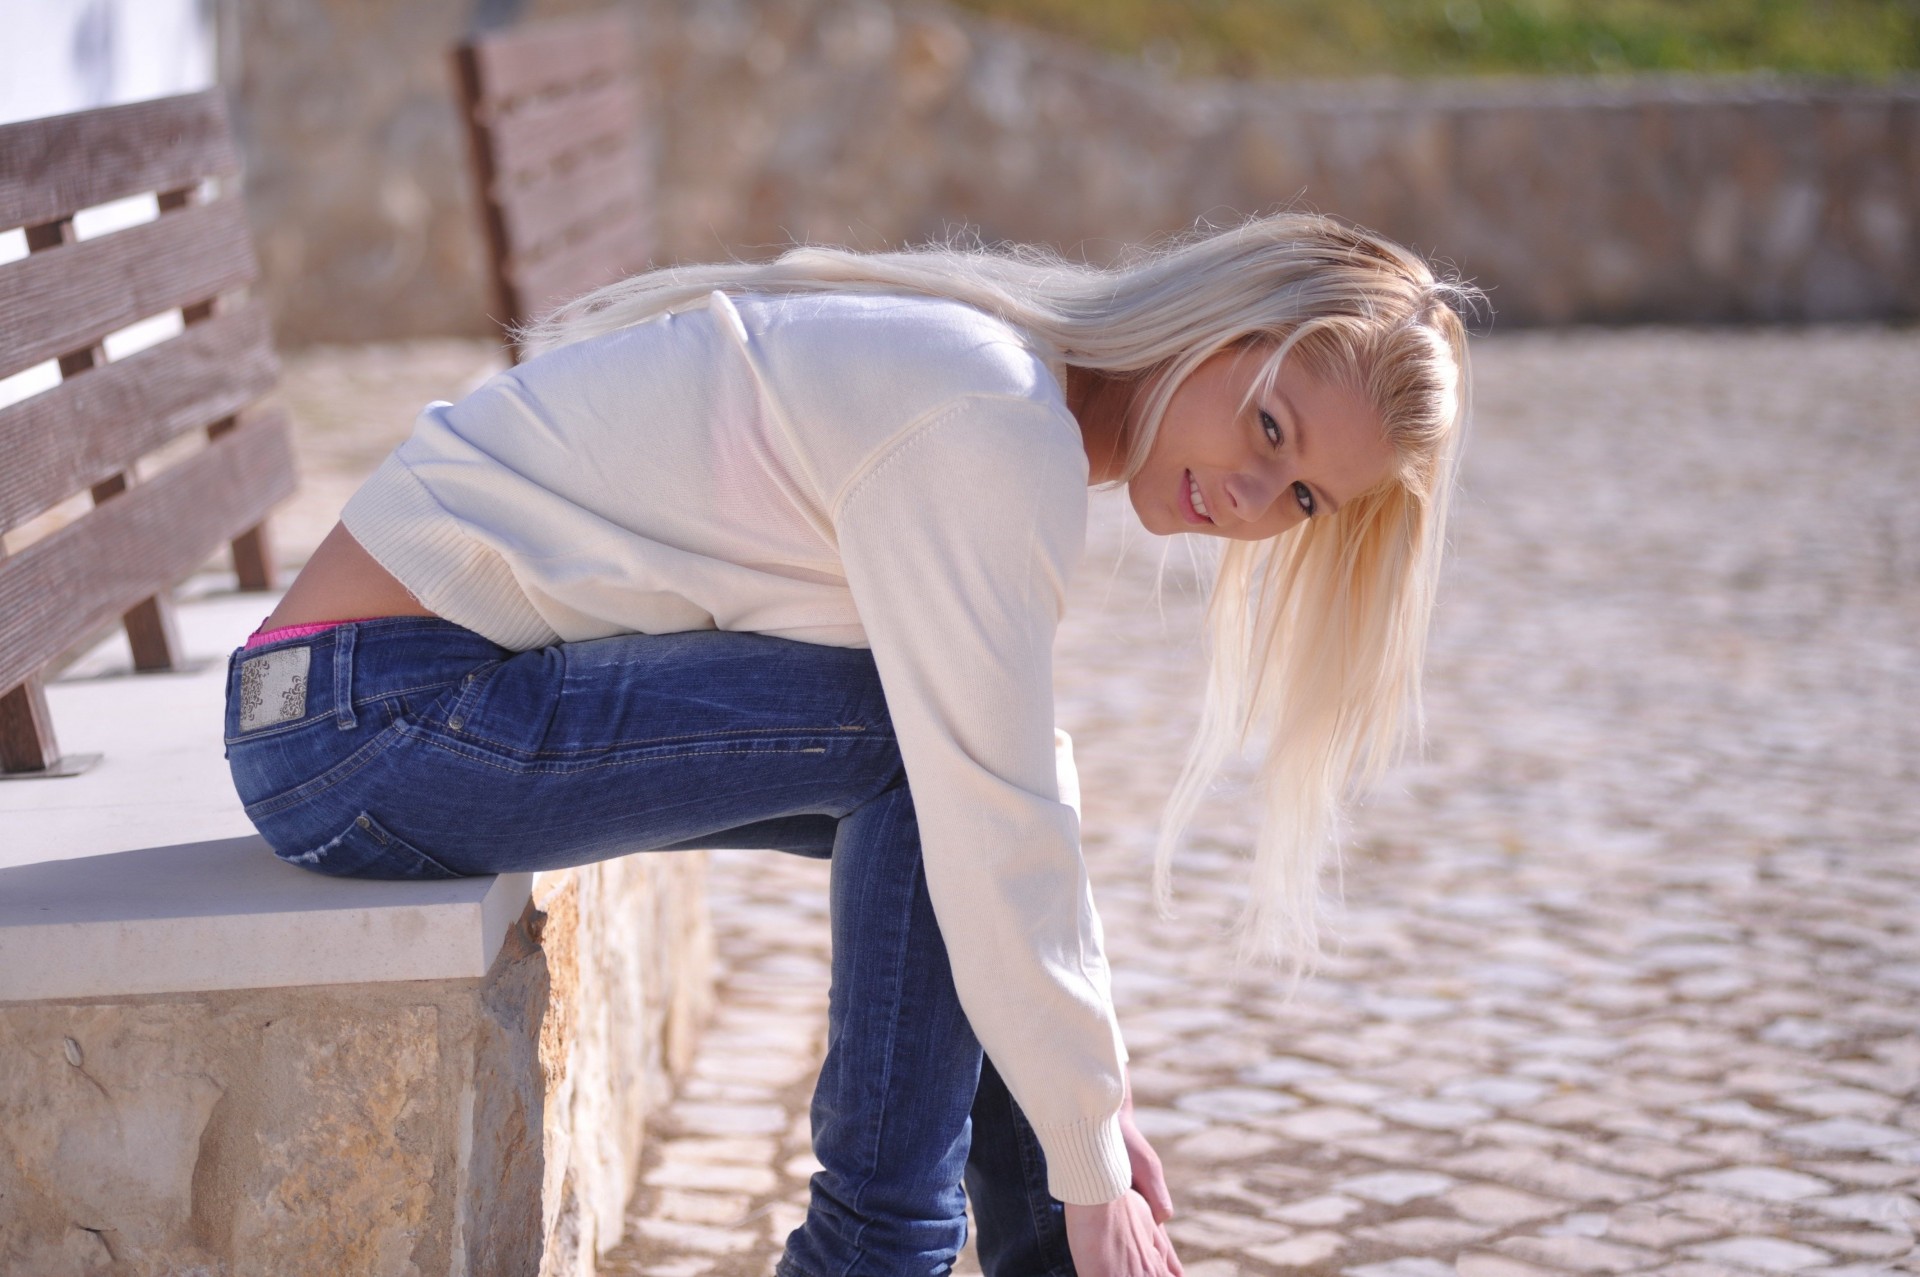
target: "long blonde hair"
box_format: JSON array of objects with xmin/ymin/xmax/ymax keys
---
[{"xmin": 526, "ymin": 213, "xmax": 1474, "ymax": 971}]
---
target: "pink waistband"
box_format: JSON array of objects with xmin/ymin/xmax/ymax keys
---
[{"xmin": 246, "ymin": 618, "xmax": 382, "ymax": 649}]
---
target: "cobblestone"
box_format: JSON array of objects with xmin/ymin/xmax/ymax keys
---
[
  {"xmin": 284, "ymin": 327, "xmax": 1920, "ymax": 1274},
  {"xmin": 1250, "ymin": 1231, "xmax": 1350, "ymax": 1267},
  {"xmin": 1689, "ymin": 1167, "xmax": 1836, "ymax": 1203},
  {"xmin": 1336, "ymin": 1172, "xmax": 1457, "ymax": 1207},
  {"xmin": 1684, "ymin": 1236, "xmax": 1834, "ymax": 1271}
]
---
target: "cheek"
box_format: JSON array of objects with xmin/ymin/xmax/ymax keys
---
[
  {"xmin": 1124, "ymin": 471, "xmax": 1172, "ymax": 531},
  {"xmin": 1125, "ymin": 473, "xmax": 1154, "ymax": 518}
]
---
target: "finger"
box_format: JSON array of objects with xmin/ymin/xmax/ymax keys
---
[
  {"xmin": 1130, "ymin": 1147, "xmax": 1175, "ymax": 1221},
  {"xmin": 1148, "ymin": 1175, "xmax": 1175, "ymax": 1223},
  {"xmin": 1157, "ymin": 1222, "xmax": 1185, "ymax": 1277}
]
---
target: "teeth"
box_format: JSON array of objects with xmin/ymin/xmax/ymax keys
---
[{"xmin": 1188, "ymin": 474, "xmax": 1210, "ymax": 519}]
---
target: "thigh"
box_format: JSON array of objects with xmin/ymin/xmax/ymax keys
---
[{"xmin": 250, "ymin": 626, "xmax": 906, "ymax": 876}]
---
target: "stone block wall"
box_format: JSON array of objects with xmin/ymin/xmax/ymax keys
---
[
  {"xmin": 226, "ymin": 0, "xmax": 1917, "ymax": 341},
  {"xmin": 637, "ymin": 1, "xmax": 1918, "ymax": 326},
  {"xmin": 528, "ymin": 857, "xmax": 714, "ymax": 1276},
  {"xmin": 0, "ymin": 854, "xmax": 710, "ymax": 1277}
]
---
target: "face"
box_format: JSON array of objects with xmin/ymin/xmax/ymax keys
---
[{"xmin": 1126, "ymin": 346, "xmax": 1395, "ymax": 541}]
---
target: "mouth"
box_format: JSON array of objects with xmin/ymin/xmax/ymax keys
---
[{"xmin": 1180, "ymin": 470, "xmax": 1214, "ymax": 526}]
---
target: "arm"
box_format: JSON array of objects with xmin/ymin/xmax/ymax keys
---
[{"xmin": 834, "ymin": 396, "xmax": 1131, "ymax": 1204}]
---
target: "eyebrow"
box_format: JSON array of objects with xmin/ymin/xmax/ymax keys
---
[{"xmin": 1270, "ymin": 384, "xmax": 1341, "ymax": 516}]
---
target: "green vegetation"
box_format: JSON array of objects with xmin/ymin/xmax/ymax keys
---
[{"xmin": 941, "ymin": 0, "xmax": 1920, "ymax": 80}]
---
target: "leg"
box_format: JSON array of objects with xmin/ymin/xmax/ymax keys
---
[
  {"xmin": 226, "ymin": 623, "xmax": 984, "ymax": 1273},
  {"xmin": 778, "ymin": 772, "xmax": 984, "ymax": 1276},
  {"xmin": 966, "ymin": 1055, "xmax": 1077, "ymax": 1276},
  {"xmin": 233, "ymin": 626, "xmax": 914, "ymax": 875}
]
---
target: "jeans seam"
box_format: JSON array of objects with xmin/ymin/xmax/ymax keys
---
[
  {"xmin": 354, "ymin": 676, "xmax": 468, "ymax": 703},
  {"xmin": 440, "ymin": 659, "xmax": 504, "ymax": 728},
  {"xmin": 351, "ymin": 810, "xmax": 463, "ymax": 878},
  {"xmin": 411, "ymin": 726, "xmax": 887, "ymax": 774},
  {"xmin": 834, "ymin": 807, "xmax": 918, "ymax": 1277},
  {"xmin": 448, "ymin": 720, "xmax": 877, "ymax": 757},
  {"xmin": 225, "ymin": 716, "xmax": 325, "ymax": 747},
  {"xmin": 241, "ymin": 723, "xmax": 409, "ymax": 819}
]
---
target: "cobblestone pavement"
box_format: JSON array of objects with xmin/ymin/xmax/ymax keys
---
[{"xmin": 284, "ymin": 328, "xmax": 1920, "ymax": 1277}]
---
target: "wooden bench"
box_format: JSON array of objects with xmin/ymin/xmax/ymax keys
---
[
  {"xmin": 0, "ymin": 91, "xmax": 710, "ymax": 1275},
  {"xmin": 453, "ymin": 10, "xmax": 653, "ymax": 358},
  {"xmin": 0, "ymin": 89, "xmax": 292, "ymax": 776}
]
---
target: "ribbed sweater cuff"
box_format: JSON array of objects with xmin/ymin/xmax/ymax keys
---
[
  {"xmin": 340, "ymin": 454, "xmax": 558, "ymax": 651},
  {"xmin": 1036, "ymin": 1109, "xmax": 1131, "ymax": 1204}
]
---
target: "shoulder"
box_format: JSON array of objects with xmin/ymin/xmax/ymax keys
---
[
  {"xmin": 731, "ymin": 291, "xmax": 1066, "ymax": 411},
  {"xmin": 834, "ymin": 392, "xmax": 1089, "ymax": 558}
]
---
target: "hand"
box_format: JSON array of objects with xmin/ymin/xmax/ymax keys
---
[
  {"xmin": 1064, "ymin": 1191, "xmax": 1185, "ymax": 1277},
  {"xmin": 1120, "ymin": 1076, "xmax": 1175, "ymax": 1223}
]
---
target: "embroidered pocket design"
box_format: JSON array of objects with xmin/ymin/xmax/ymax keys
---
[{"xmin": 239, "ymin": 645, "xmax": 312, "ymax": 732}]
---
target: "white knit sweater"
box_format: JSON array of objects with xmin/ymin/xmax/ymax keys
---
[{"xmin": 340, "ymin": 290, "xmax": 1132, "ymax": 1203}]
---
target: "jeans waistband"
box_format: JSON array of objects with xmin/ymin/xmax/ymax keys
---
[{"xmin": 225, "ymin": 617, "xmax": 506, "ymax": 744}]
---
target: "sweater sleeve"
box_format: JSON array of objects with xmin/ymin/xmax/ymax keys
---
[{"xmin": 833, "ymin": 395, "xmax": 1130, "ymax": 1205}]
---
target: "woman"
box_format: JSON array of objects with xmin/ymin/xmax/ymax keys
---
[{"xmin": 224, "ymin": 213, "xmax": 1470, "ymax": 1277}]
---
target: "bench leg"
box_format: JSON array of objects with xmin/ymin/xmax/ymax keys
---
[
  {"xmin": 206, "ymin": 414, "xmax": 277, "ymax": 592},
  {"xmin": 85, "ymin": 470, "xmax": 185, "ymax": 672},
  {"xmin": 232, "ymin": 524, "xmax": 276, "ymax": 591},
  {"xmin": 0, "ymin": 681, "xmax": 57, "ymax": 772},
  {"xmin": 0, "ymin": 679, "xmax": 99, "ymax": 777},
  {"xmin": 124, "ymin": 594, "xmax": 186, "ymax": 673}
]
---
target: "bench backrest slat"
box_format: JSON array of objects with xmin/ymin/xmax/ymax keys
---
[
  {"xmin": 0, "ymin": 304, "xmax": 278, "ymax": 533},
  {"xmin": 484, "ymin": 78, "xmax": 642, "ymax": 182},
  {"xmin": 459, "ymin": 14, "xmax": 635, "ymax": 107},
  {"xmin": 0, "ymin": 91, "xmax": 291, "ymax": 773},
  {"xmin": 0, "ymin": 409, "xmax": 295, "ymax": 697},
  {"xmin": 0, "ymin": 91, "xmax": 239, "ymax": 230},
  {"xmin": 0, "ymin": 198, "xmax": 257, "ymax": 382},
  {"xmin": 510, "ymin": 208, "xmax": 653, "ymax": 326},
  {"xmin": 491, "ymin": 142, "xmax": 645, "ymax": 264},
  {"xmin": 454, "ymin": 12, "xmax": 650, "ymax": 354}
]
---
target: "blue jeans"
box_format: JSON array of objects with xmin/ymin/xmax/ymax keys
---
[{"xmin": 224, "ymin": 618, "xmax": 1075, "ymax": 1276}]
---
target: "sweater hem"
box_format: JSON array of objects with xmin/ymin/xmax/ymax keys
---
[
  {"xmin": 340, "ymin": 454, "xmax": 560, "ymax": 651},
  {"xmin": 1035, "ymin": 1109, "xmax": 1131, "ymax": 1204}
]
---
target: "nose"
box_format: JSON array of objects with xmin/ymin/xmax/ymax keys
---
[{"xmin": 1223, "ymin": 464, "xmax": 1285, "ymax": 522}]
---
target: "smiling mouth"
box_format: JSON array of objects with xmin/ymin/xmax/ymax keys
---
[{"xmin": 1182, "ymin": 470, "xmax": 1214, "ymax": 525}]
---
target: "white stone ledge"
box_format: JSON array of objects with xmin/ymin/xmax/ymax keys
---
[
  {"xmin": 0, "ymin": 836, "xmax": 530, "ymax": 1000},
  {"xmin": 0, "ymin": 585, "xmax": 530, "ymax": 1003}
]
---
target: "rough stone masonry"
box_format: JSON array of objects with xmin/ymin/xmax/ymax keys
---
[{"xmin": 227, "ymin": 0, "xmax": 1919, "ymax": 342}]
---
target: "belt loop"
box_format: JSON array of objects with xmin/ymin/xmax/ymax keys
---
[{"xmin": 333, "ymin": 625, "xmax": 358, "ymax": 730}]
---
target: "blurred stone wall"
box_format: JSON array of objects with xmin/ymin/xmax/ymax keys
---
[
  {"xmin": 225, "ymin": 0, "xmax": 603, "ymax": 344},
  {"xmin": 228, "ymin": 0, "xmax": 1919, "ymax": 343}
]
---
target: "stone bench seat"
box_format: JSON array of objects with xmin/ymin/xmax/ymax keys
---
[
  {"xmin": 0, "ymin": 587, "xmax": 531, "ymax": 1002},
  {"xmin": 0, "ymin": 586, "xmax": 713, "ymax": 1276}
]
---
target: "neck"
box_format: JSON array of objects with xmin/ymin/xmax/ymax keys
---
[{"xmin": 1066, "ymin": 366, "xmax": 1132, "ymax": 485}]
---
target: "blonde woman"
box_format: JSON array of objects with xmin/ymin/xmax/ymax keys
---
[{"xmin": 223, "ymin": 213, "xmax": 1470, "ymax": 1277}]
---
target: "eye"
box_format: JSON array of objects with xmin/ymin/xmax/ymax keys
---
[
  {"xmin": 1259, "ymin": 409, "xmax": 1282, "ymax": 448},
  {"xmin": 1293, "ymin": 482, "xmax": 1316, "ymax": 517}
]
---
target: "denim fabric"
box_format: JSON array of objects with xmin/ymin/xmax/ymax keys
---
[
  {"xmin": 224, "ymin": 617, "xmax": 1073, "ymax": 1276},
  {"xmin": 965, "ymin": 1055, "xmax": 1077, "ymax": 1276}
]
